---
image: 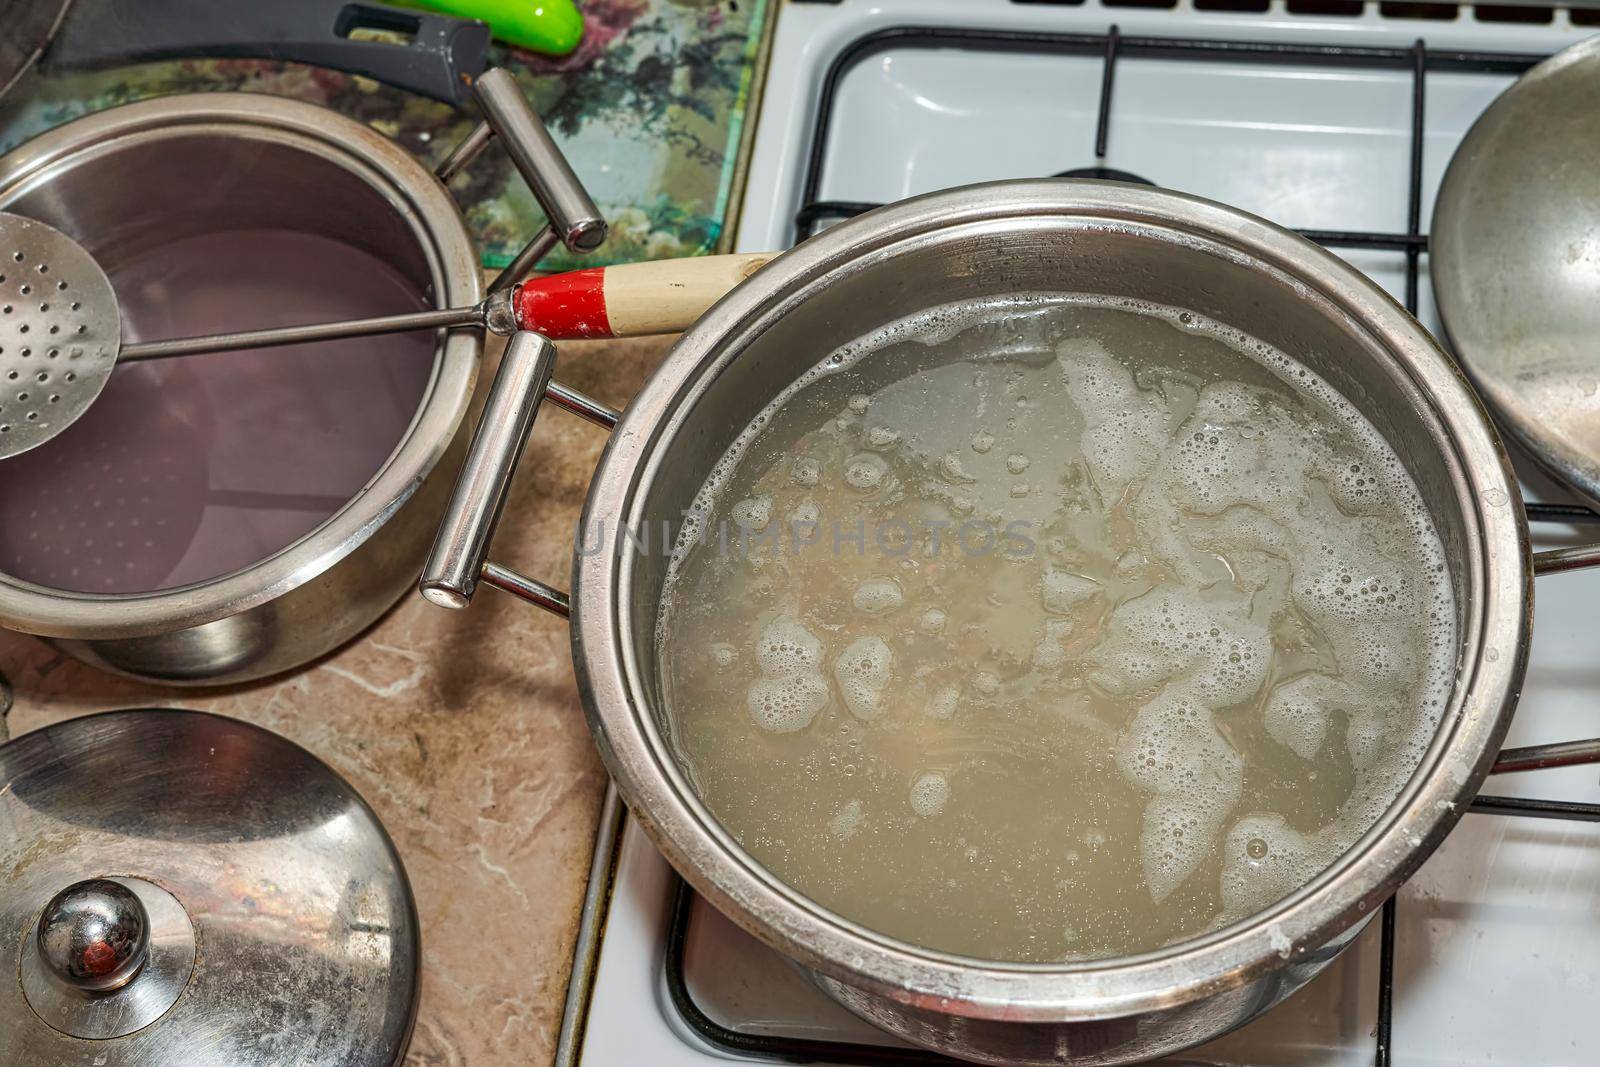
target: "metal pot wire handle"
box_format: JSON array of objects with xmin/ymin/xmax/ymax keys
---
[
  {"xmin": 1483, "ymin": 507, "xmax": 1600, "ymax": 792},
  {"xmin": 415, "ymin": 65, "xmax": 621, "ymax": 613},
  {"xmin": 419, "ymin": 329, "xmax": 615, "ymax": 616},
  {"xmin": 418, "ymin": 68, "xmax": 620, "ymax": 616}
]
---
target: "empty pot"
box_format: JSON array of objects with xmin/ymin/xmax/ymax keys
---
[{"xmin": 0, "ymin": 70, "xmax": 599, "ymax": 684}]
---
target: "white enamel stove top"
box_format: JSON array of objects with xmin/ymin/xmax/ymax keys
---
[{"xmin": 565, "ymin": 3, "xmax": 1600, "ymax": 1065}]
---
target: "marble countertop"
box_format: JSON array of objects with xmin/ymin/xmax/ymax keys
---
[{"xmin": 0, "ymin": 332, "xmax": 674, "ymax": 1066}]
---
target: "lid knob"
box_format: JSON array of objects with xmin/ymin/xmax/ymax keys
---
[{"xmin": 36, "ymin": 878, "xmax": 151, "ymax": 993}]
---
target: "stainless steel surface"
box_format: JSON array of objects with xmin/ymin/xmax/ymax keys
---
[
  {"xmin": 1433, "ymin": 35, "xmax": 1600, "ymax": 512},
  {"xmin": 0, "ymin": 708, "xmax": 419, "ymax": 1064},
  {"xmin": 421, "ymin": 330, "xmax": 557, "ymax": 609},
  {"xmin": 564, "ymin": 181, "xmax": 1531, "ymax": 1064},
  {"xmin": 489, "ymin": 223, "xmax": 560, "ymax": 293},
  {"xmin": 415, "ymin": 179, "xmax": 1537, "ymax": 1062},
  {"xmin": 434, "ymin": 119, "xmax": 493, "ymax": 184},
  {"xmin": 481, "ymin": 560, "xmax": 571, "ymax": 615},
  {"xmin": 1490, "ymin": 737, "xmax": 1600, "ymax": 774},
  {"xmin": 119, "ymin": 303, "xmax": 486, "ymax": 362},
  {"xmin": 1530, "ymin": 541, "xmax": 1600, "ymax": 575},
  {"xmin": 473, "ymin": 68, "xmax": 607, "ymax": 254},
  {"xmin": 420, "ymin": 336, "xmax": 619, "ymax": 617},
  {"xmin": 20, "ymin": 876, "xmax": 195, "ymax": 1040},
  {"xmin": 35, "ymin": 878, "xmax": 150, "ymax": 992},
  {"xmin": 546, "ymin": 380, "xmax": 621, "ymax": 430},
  {"xmin": 0, "ymin": 93, "xmax": 482, "ymax": 683},
  {"xmin": 119, "ymin": 283, "xmax": 518, "ymax": 361},
  {"xmin": 87, "ymin": 63, "xmax": 601, "ymax": 359},
  {"xmin": 0, "ymin": 216, "xmax": 495, "ymax": 398},
  {"xmin": 0, "ymin": 212, "xmax": 119, "ymax": 459},
  {"xmin": 0, "ymin": 0, "xmax": 71, "ymax": 98}
]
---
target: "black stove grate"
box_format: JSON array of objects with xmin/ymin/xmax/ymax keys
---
[{"xmin": 664, "ymin": 23, "xmax": 1600, "ymax": 1067}]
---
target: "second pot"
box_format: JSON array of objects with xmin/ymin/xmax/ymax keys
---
[{"xmin": 0, "ymin": 68, "xmax": 602, "ymax": 684}]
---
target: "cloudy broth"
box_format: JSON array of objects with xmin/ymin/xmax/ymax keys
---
[{"xmin": 657, "ymin": 295, "xmax": 1455, "ymax": 962}]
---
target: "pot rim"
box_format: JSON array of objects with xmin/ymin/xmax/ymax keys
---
[
  {"xmin": 0, "ymin": 92, "xmax": 481, "ymax": 639},
  {"xmin": 574, "ymin": 180, "xmax": 1531, "ymax": 1022}
]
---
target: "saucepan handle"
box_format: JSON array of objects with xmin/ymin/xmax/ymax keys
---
[
  {"xmin": 421, "ymin": 68, "xmax": 616, "ymax": 614},
  {"xmin": 419, "ymin": 332, "xmax": 618, "ymax": 617},
  {"xmin": 437, "ymin": 67, "xmax": 608, "ymax": 291},
  {"xmin": 1530, "ymin": 542, "xmax": 1600, "ymax": 575}
]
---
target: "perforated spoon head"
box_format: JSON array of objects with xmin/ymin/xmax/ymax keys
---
[{"xmin": 0, "ymin": 213, "xmax": 122, "ymax": 460}]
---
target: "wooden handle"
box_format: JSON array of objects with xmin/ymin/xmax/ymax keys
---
[{"xmin": 511, "ymin": 252, "xmax": 777, "ymax": 339}]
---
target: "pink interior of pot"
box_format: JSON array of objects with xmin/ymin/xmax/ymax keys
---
[
  {"xmin": 0, "ymin": 229, "xmax": 435, "ymax": 594},
  {"xmin": 0, "ymin": 121, "xmax": 450, "ymax": 598}
]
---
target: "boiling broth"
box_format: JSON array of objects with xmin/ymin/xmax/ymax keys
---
[{"xmin": 657, "ymin": 296, "xmax": 1455, "ymax": 963}]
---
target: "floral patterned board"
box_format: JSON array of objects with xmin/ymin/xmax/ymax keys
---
[{"xmin": 0, "ymin": 0, "xmax": 771, "ymax": 271}]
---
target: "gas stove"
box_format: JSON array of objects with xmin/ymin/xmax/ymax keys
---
[{"xmin": 560, "ymin": 3, "xmax": 1600, "ymax": 1064}]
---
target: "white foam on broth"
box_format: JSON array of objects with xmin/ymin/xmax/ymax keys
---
[{"xmin": 656, "ymin": 293, "xmax": 1456, "ymax": 962}]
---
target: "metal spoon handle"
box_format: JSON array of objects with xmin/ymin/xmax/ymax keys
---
[
  {"xmin": 118, "ymin": 304, "xmax": 489, "ymax": 362},
  {"xmin": 117, "ymin": 251, "xmax": 776, "ymax": 362}
]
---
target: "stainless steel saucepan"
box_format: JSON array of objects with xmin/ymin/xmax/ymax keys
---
[
  {"xmin": 417, "ymin": 180, "xmax": 1600, "ymax": 1065},
  {"xmin": 0, "ymin": 70, "xmax": 602, "ymax": 683}
]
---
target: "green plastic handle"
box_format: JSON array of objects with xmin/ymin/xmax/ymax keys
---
[{"xmin": 400, "ymin": 0, "xmax": 584, "ymax": 56}]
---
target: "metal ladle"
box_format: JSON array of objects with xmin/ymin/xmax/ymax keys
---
[
  {"xmin": 0, "ymin": 201, "xmax": 775, "ymax": 462},
  {"xmin": 0, "ymin": 207, "xmax": 535, "ymax": 460}
]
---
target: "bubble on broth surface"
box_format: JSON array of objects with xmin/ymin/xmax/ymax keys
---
[
  {"xmin": 830, "ymin": 798, "xmax": 865, "ymax": 839},
  {"xmin": 746, "ymin": 617, "xmax": 831, "ymax": 733},
  {"xmin": 852, "ymin": 576, "xmax": 904, "ymax": 616},
  {"xmin": 926, "ymin": 685, "xmax": 960, "ymax": 721},
  {"xmin": 843, "ymin": 454, "xmax": 887, "ymax": 492},
  {"xmin": 835, "ymin": 636, "xmax": 893, "ymax": 721},
  {"xmin": 1219, "ymin": 814, "xmax": 1318, "ymax": 919},
  {"xmin": 731, "ymin": 496, "xmax": 773, "ymax": 531},
  {"xmin": 866, "ymin": 425, "xmax": 901, "ymax": 449},
  {"xmin": 1041, "ymin": 569, "xmax": 1100, "ymax": 614},
  {"xmin": 787, "ymin": 500, "xmax": 820, "ymax": 527},
  {"xmin": 910, "ymin": 772, "xmax": 950, "ymax": 817},
  {"xmin": 747, "ymin": 674, "xmax": 829, "ymax": 733},
  {"xmin": 755, "ymin": 618, "xmax": 823, "ymax": 675}
]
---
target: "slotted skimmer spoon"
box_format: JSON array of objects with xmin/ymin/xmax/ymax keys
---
[{"xmin": 0, "ymin": 209, "xmax": 774, "ymax": 461}]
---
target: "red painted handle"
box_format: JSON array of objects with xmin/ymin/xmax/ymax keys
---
[
  {"xmin": 512, "ymin": 253, "xmax": 778, "ymax": 340},
  {"xmin": 512, "ymin": 267, "xmax": 610, "ymax": 339}
]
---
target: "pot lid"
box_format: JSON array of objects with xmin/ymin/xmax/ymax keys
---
[
  {"xmin": 1432, "ymin": 36, "xmax": 1600, "ymax": 507},
  {"xmin": 0, "ymin": 708, "xmax": 419, "ymax": 1066}
]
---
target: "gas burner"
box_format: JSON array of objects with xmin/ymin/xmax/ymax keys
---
[{"xmin": 1052, "ymin": 165, "xmax": 1154, "ymax": 184}]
